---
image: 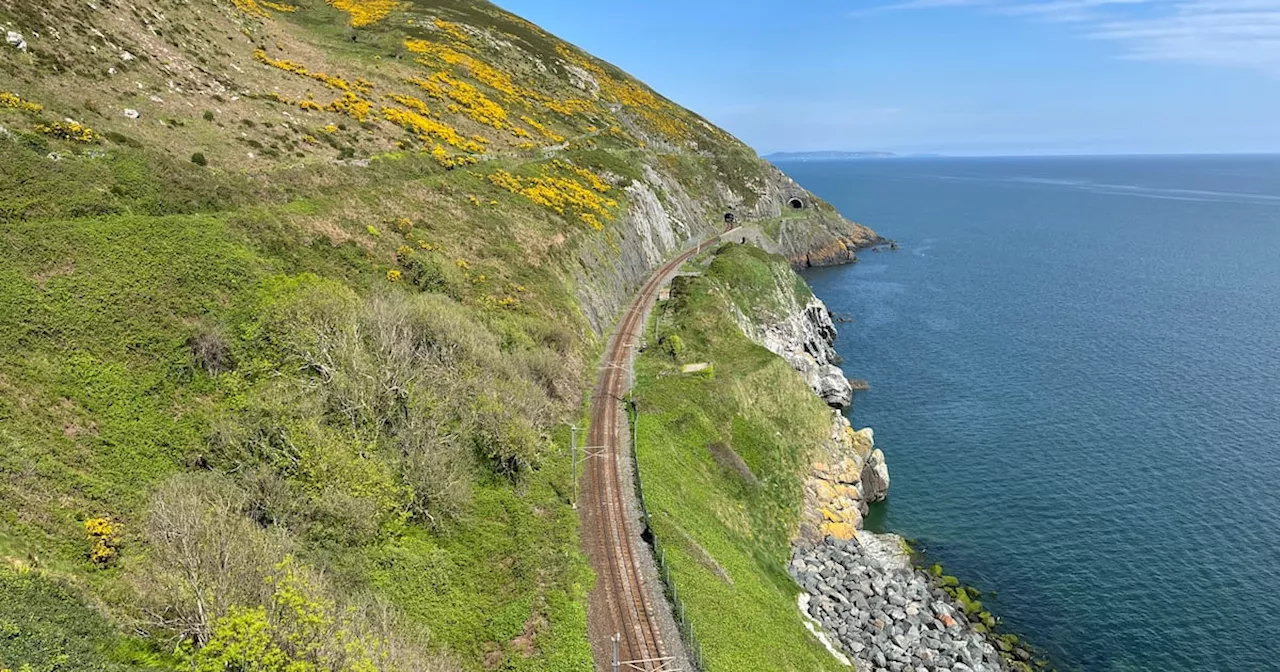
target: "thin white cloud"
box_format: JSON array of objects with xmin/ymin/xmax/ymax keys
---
[{"xmin": 852, "ymin": 0, "xmax": 1280, "ymax": 70}]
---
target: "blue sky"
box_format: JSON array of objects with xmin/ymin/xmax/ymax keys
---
[{"xmin": 493, "ymin": 0, "xmax": 1280, "ymax": 156}]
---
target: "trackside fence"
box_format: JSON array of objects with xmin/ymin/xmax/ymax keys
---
[{"xmin": 627, "ymin": 399, "xmax": 706, "ymax": 671}]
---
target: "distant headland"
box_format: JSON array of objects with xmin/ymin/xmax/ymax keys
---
[{"xmin": 766, "ymin": 150, "xmax": 902, "ymax": 161}]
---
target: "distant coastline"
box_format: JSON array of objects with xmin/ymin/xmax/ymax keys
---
[{"xmin": 767, "ymin": 150, "xmax": 899, "ymax": 161}]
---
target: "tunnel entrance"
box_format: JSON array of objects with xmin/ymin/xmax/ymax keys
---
[{"xmin": 787, "ymin": 197, "xmax": 804, "ymax": 210}]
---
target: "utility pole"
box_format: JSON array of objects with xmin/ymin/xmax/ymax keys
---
[{"xmin": 570, "ymin": 424, "xmax": 578, "ymax": 509}]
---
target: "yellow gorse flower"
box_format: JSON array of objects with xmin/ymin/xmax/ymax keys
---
[
  {"xmin": 0, "ymin": 91, "xmax": 43, "ymax": 113},
  {"xmin": 259, "ymin": 0, "xmax": 297, "ymax": 12},
  {"xmin": 254, "ymin": 50, "xmax": 353, "ymax": 92},
  {"xmin": 327, "ymin": 0, "xmax": 398, "ymax": 27},
  {"xmin": 328, "ymin": 92, "xmax": 373, "ymax": 122},
  {"xmin": 433, "ymin": 18, "xmax": 471, "ymax": 42},
  {"xmin": 84, "ymin": 517, "xmax": 120, "ymax": 564},
  {"xmin": 520, "ymin": 116, "xmax": 564, "ymax": 143},
  {"xmin": 554, "ymin": 44, "xmax": 693, "ymax": 141},
  {"xmin": 488, "ymin": 164, "xmax": 616, "ymax": 231},
  {"xmin": 35, "ymin": 121, "xmax": 98, "ymax": 143}
]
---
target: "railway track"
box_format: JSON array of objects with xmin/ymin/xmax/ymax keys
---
[{"xmin": 582, "ymin": 231, "xmax": 732, "ymax": 671}]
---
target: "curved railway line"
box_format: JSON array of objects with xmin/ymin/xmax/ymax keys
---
[{"xmin": 583, "ymin": 230, "xmax": 734, "ymax": 671}]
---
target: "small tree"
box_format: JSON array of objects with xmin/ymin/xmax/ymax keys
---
[{"xmin": 190, "ymin": 152, "xmax": 208, "ymax": 166}]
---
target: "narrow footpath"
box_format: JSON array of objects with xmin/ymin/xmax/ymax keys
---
[{"xmin": 581, "ymin": 229, "xmax": 736, "ymax": 672}]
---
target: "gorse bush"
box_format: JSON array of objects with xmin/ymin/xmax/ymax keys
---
[
  {"xmin": 234, "ymin": 276, "xmax": 561, "ymax": 526},
  {"xmin": 134, "ymin": 473, "xmax": 289, "ymax": 646},
  {"xmin": 84, "ymin": 516, "xmax": 121, "ymax": 565},
  {"xmin": 134, "ymin": 474, "xmax": 456, "ymax": 672},
  {"xmin": 0, "ymin": 0, "xmax": 826, "ymax": 666},
  {"xmin": 194, "ymin": 558, "xmax": 392, "ymax": 672}
]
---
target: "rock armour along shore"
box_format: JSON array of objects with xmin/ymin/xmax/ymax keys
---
[{"xmin": 791, "ymin": 533, "xmax": 1011, "ymax": 672}]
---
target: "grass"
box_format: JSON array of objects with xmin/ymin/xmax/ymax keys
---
[
  {"xmin": 630, "ymin": 244, "xmax": 846, "ymax": 671},
  {"xmin": 365, "ymin": 477, "xmax": 592, "ymax": 670},
  {"xmin": 0, "ymin": 568, "xmax": 168, "ymax": 671}
]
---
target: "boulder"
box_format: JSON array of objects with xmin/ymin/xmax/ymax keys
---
[
  {"xmin": 862, "ymin": 449, "xmax": 891, "ymax": 502},
  {"xmin": 812, "ymin": 363, "xmax": 853, "ymax": 408},
  {"xmin": 6, "ymin": 30, "xmax": 26, "ymax": 51}
]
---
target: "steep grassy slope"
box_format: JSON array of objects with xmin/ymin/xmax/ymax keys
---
[
  {"xmin": 632, "ymin": 245, "xmax": 846, "ymax": 671},
  {"xmin": 0, "ymin": 2, "xmax": 877, "ymax": 670}
]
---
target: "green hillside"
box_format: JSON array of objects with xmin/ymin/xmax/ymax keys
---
[{"xmin": 0, "ymin": 1, "xmax": 876, "ymax": 670}]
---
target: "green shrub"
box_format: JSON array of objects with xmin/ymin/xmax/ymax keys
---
[
  {"xmin": 202, "ymin": 110, "xmax": 215, "ymax": 122},
  {"xmin": 103, "ymin": 130, "xmax": 143, "ymax": 148},
  {"xmin": 663, "ymin": 333, "xmax": 685, "ymax": 361},
  {"xmin": 190, "ymin": 152, "xmax": 208, "ymax": 166},
  {"xmin": 133, "ymin": 473, "xmax": 287, "ymax": 645}
]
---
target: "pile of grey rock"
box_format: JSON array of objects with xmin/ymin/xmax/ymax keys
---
[{"xmin": 791, "ymin": 534, "xmax": 1008, "ymax": 672}]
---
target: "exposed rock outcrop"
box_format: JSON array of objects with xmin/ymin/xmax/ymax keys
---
[
  {"xmin": 753, "ymin": 164, "xmax": 883, "ymax": 269},
  {"xmin": 571, "ymin": 159, "xmax": 878, "ymax": 336},
  {"xmin": 6, "ymin": 29, "xmax": 27, "ymax": 52},
  {"xmin": 731, "ymin": 284, "xmax": 853, "ymax": 408},
  {"xmin": 801, "ymin": 416, "xmax": 877, "ymax": 544},
  {"xmin": 861, "ymin": 447, "xmax": 891, "ymax": 503}
]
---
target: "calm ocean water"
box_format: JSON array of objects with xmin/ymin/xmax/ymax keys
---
[{"xmin": 788, "ymin": 156, "xmax": 1280, "ymax": 671}]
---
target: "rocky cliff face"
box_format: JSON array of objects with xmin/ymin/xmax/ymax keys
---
[
  {"xmin": 728, "ymin": 279, "xmax": 854, "ymax": 408},
  {"xmin": 574, "ymin": 160, "xmax": 879, "ymax": 334},
  {"xmin": 755, "ymin": 164, "xmax": 884, "ymax": 269}
]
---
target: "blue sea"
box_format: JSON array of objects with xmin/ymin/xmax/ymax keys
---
[{"xmin": 787, "ymin": 155, "xmax": 1280, "ymax": 671}]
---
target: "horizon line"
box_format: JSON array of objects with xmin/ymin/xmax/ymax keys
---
[{"xmin": 763, "ymin": 150, "xmax": 1280, "ymax": 160}]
